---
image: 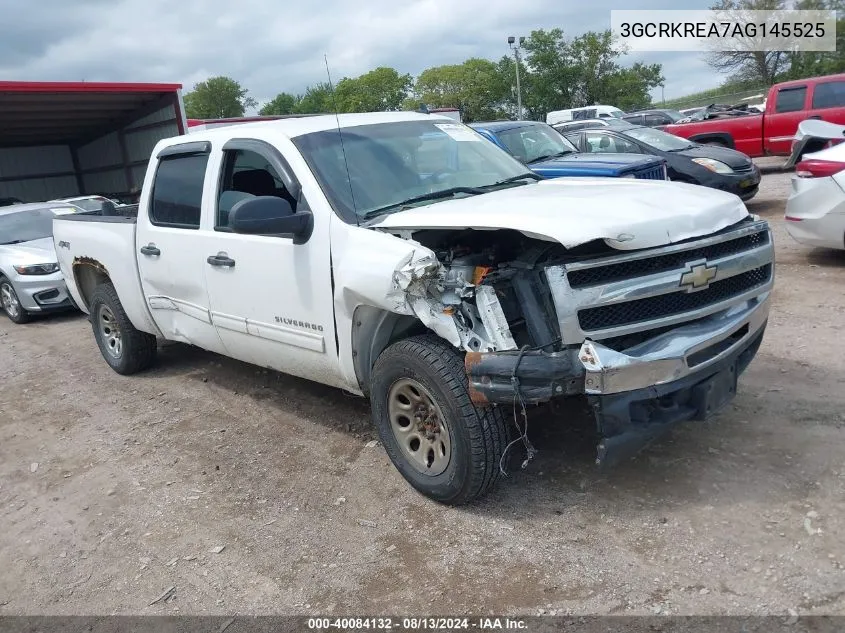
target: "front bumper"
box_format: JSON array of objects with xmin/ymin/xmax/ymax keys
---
[
  {"xmin": 466, "ymin": 292, "xmax": 770, "ymax": 465},
  {"xmin": 713, "ymin": 167, "xmax": 761, "ymax": 201},
  {"xmin": 10, "ymin": 272, "xmax": 74, "ymax": 313}
]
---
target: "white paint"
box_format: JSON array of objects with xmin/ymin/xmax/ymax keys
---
[{"xmin": 374, "ymin": 177, "xmax": 749, "ymax": 251}]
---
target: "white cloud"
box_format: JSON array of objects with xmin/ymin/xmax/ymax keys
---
[{"xmin": 0, "ymin": 0, "xmax": 724, "ymax": 110}]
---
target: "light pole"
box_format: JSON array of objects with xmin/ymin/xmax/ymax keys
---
[{"xmin": 508, "ymin": 36, "xmax": 525, "ymax": 120}]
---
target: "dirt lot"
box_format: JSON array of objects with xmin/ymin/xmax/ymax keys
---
[{"xmin": 1, "ymin": 169, "xmax": 844, "ymax": 616}]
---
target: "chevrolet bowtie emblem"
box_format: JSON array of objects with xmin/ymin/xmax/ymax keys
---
[{"xmin": 680, "ymin": 262, "xmax": 718, "ymax": 290}]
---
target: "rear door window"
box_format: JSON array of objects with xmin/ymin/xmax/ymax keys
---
[
  {"xmin": 775, "ymin": 86, "xmax": 807, "ymax": 113},
  {"xmin": 150, "ymin": 154, "xmax": 209, "ymax": 229},
  {"xmin": 812, "ymin": 81, "xmax": 845, "ymax": 109}
]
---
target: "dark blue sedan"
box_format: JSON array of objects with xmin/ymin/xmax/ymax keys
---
[{"xmin": 470, "ymin": 120, "xmax": 667, "ymax": 181}]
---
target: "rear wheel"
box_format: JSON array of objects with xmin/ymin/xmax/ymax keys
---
[
  {"xmin": 0, "ymin": 277, "xmax": 30, "ymax": 324},
  {"xmin": 370, "ymin": 335, "xmax": 508, "ymax": 505},
  {"xmin": 89, "ymin": 282, "xmax": 157, "ymax": 374}
]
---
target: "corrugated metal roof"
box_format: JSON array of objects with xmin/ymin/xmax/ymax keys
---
[{"xmin": 0, "ymin": 82, "xmax": 182, "ymax": 146}]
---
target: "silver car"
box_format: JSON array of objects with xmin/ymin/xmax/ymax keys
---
[{"xmin": 0, "ymin": 202, "xmax": 82, "ymax": 323}]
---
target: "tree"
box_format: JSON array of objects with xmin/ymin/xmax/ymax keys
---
[
  {"xmin": 514, "ymin": 28, "xmax": 577, "ymax": 119},
  {"xmin": 414, "ymin": 58, "xmax": 510, "ymax": 122},
  {"xmin": 783, "ymin": 0, "xmax": 845, "ymax": 80},
  {"xmin": 334, "ymin": 67, "xmax": 413, "ymax": 112},
  {"xmin": 294, "ymin": 83, "xmax": 334, "ymax": 114},
  {"xmin": 705, "ymin": 0, "xmax": 791, "ymax": 85},
  {"xmin": 184, "ymin": 76, "xmax": 257, "ymax": 119},
  {"xmin": 260, "ymin": 92, "xmax": 298, "ymax": 116},
  {"xmin": 508, "ymin": 28, "xmax": 663, "ymax": 119}
]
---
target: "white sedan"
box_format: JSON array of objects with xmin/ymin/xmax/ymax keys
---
[{"xmin": 785, "ymin": 142, "xmax": 845, "ymax": 251}]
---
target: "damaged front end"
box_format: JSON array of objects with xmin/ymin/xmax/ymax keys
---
[{"xmin": 384, "ymin": 218, "xmax": 774, "ymax": 468}]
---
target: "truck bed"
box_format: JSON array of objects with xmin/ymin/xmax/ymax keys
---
[{"xmin": 53, "ymin": 215, "xmax": 161, "ymax": 337}]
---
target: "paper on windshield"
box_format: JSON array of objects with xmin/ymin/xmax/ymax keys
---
[{"xmin": 435, "ymin": 123, "xmax": 481, "ymax": 142}]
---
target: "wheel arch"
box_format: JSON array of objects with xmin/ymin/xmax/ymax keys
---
[
  {"xmin": 351, "ymin": 305, "xmax": 427, "ymax": 397},
  {"xmin": 687, "ymin": 132, "xmax": 735, "ymax": 149},
  {"xmin": 72, "ymin": 258, "xmax": 112, "ymax": 312}
]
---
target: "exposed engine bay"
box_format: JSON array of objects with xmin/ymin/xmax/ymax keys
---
[{"xmin": 390, "ymin": 228, "xmax": 616, "ymax": 355}]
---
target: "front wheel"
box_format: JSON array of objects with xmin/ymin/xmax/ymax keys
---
[
  {"xmin": 370, "ymin": 335, "xmax": 508, "ymax": 505},
  {"xmin": 89, "ymin": 282, "xmax": 157, "ymax": 375},
  {"xmin": 0, "ymin": 277, "xmax": 30, "ymax": 324}
]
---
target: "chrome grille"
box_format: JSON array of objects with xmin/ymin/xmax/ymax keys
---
[
  {"xmin": 545, "ymin": 219, "xmax": 774, "ymax": 344},
  {"xmin": 578, "ymin": 264, "xmax": 771, "ymax": 331},
  {"xmin": 567, "ymin": 229, "xmax": 769, "ymax": 288},
  {"xmin": 632, "ymin": 164, "xmax": 666, "ymax": 180}
]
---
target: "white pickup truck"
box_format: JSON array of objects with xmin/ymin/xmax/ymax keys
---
[{"xmin": 53, "ymin": 112, "xmax": 774, "ymax": 505}]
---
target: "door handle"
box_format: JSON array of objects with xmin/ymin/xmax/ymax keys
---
[
  {"xmin": 140, "ymin": 244, "xmax": 160, "ymax": 256},
  {"xmin": 207, "ymin": 253, "xmax": 236, "ymax": 268}
]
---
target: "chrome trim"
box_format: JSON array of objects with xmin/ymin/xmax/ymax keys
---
[
  {"xmin": 578, "ymin": 292, "xmax": 770, "ymax": 395},
  {"xmin": 546, "ymin": 225, "xmax": 774, "ymax": 342},
  {"xmin": 562, "ymin": 219, "xmax": 769, "ymax": 272}
]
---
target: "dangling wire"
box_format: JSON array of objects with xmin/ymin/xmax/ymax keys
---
[{"xmin": 499, "ymin": 345, "xmax": 537, "ymax": 476}]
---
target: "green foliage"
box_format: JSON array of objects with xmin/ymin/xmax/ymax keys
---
[
  {"xmin": 183, "ymin": 76, "xmax": 257, "ymax": 119},
  {"xmin": 259, "ymin": 92, "xmax": 298, "ymax": 116},
  {"xmin": 414, "ymin": 58, "xmax": 510, "ymax": 122},
  {"xmin": 334, "ymin": 67, "xmax": 413, "ymax": 112},
  {"xmin": 192, "ymin": 29, "xmax": 666, "ymax": 123},
  {"xmin": 706, "ymin": 0, "xmax": 845, "ymax": 85},
  {"xmin": 295, "ymin": 82, "xmax": 334, "ymax": 114}
]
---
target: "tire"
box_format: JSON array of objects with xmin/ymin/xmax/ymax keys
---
[
  {"xmin": 89, "ymin": 281, "xmax": 157, "ymax": 375},
  {"xmin": 0, "ymin": 277, "xmax": 31, "ymax": 324},
  {"xmin": 370, "ymin": 335, "xmax": 508, "ymax": 505}
]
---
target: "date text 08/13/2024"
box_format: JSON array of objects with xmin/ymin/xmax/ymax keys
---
[{"xmin": 307, "ymin": 617, "xmax": 527, "ymax": 630}]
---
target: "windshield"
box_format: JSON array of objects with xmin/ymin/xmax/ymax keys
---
[
  {"xmin": 662, "ymin": 110, "xmax": 685, "ymax": 122},
  {"xmin": 292, "ymin": 120, "xmax": 535, "ymax": 221},
  {"xmin": 495, "ymin": 123, "xmax": 578, "ymax": 163},
  {"xmin": 623, "ymin": 126, "xmax": 695, "ymax": 151},
  {"xmin": 0, "ymin": 206, "xmax": 79, "ymax": 244}
]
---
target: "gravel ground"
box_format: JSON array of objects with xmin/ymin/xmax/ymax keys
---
[{"xmin": 1, "ymin": 170, "xmax": 844, "ymax": 616}]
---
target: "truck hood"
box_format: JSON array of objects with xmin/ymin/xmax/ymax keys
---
[
  {"xmin": 372, "ymin": 178, "xmax": 748, "ymax": 251},
  {"xmin": 0, "ymin": 237, "xmax": 58, "ymax": 264}
]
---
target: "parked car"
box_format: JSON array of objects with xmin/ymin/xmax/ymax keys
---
[
  {"xmin": 622, "ymin": 109, "xmax": 685, "ymax": 127},
  {"xmin": 0, "ymin": 202, "xmax": 83, "ymax": 323},
  {"xmin": 785, "ymin": 142, "xmax": 845, "ymax": 250},
  {"xmin": 560, "ymin": 122, "xmax": 761, "ymax": 201},
  {"xmin": 662, "ymin": 74, "xmax": 845, "ymax": 157},
  {"xmin": 785, "ymin": 118, "xmax": 845, "ymax": 168},
  {"xmin": 470, "ymin": 121, "xmax": 667, "ymax": 180},
  {"xmin": 551, "ymin": 118, "xmax": 630, "ymax": 134},
  {"xmin": 546, "ymin": 105, "xmax": 624, "ymax": 126},
  {"xmin": 54, "ymin": 112, "xmax": 773, "ymax": 505}
]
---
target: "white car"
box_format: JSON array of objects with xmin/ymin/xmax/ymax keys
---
[
  {"xmin": 785, "ymin": 142, "xmax": 845, "ymax": 250},
  {"xmin": 0, "ymin": 202, "xmax": 83, "ymax": 323}
]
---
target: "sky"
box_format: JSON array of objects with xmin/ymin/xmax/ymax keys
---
[{"xmin": 0, "ymin": 0, "xmax": 722, "ymax": 110}]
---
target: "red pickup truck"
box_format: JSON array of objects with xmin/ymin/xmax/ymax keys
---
[{"xmin": 663, "ymin": 74, "xmax": 845, "ymax": 158}]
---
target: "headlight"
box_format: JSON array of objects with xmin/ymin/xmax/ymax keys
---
[
  {"xmin": 13, "ymin": 263, "xmax": 60, "ymax": 275},
  {"xmin": 692, "ymin": 157, "xmax": 733, "ymax": 174}
]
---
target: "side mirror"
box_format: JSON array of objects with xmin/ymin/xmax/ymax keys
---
[{"xmin": 229, "ymin": 196, "xmax": 313, "ymax": 243}]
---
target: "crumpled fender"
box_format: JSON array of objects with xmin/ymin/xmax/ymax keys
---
[{"xmin": 333, "ymin": 228, "xmax": 465, "ymax": 348}]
